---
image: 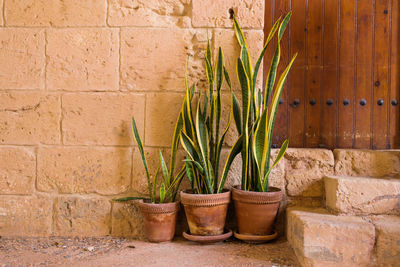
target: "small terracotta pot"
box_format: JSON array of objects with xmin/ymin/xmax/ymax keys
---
[
  {"xmin": 180, "ymin": 190, "xmax": 230, "ymax": 236},
  {"xmin": 232, "ymin": 186, "xmax": 282, "ymax": 236},
  {"xmin": 137, "ymin": 200, "xmax": 180, "ymax": 242}
]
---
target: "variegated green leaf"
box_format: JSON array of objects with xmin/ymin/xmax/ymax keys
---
[
  {"xmin": 131, "ymin": 116, "xmax": 153, "ymax": 201},
  {"xmin": 217, "ymin": 135, "xmax": 243, "ymax": 193},
  {"xmin": 159, "ymin": 183, "xmax": 166, "ymax": 203}
]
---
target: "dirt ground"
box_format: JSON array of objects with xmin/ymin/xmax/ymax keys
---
[{"xmin": 0, "ymin": 236, "xmax": 299, "ymax": 266}]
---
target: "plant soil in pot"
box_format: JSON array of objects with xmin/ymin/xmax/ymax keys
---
[
  {"xmin": 232, "ymin": 186, "xmax": 282, "ymax": 236},
  {"xmin": 138, "ymin": 200, "xmax": 180, "ymax": 242},
  {"xmin": 180, "ymin": 190, "xmax": 231, "ymax": 236}
]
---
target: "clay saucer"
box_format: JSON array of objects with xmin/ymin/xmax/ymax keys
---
[
  {"xmin": 233, "ymin": 230, "xmax": 278, "ymax": 244},
  {"xmin": 182, "ymin": 229, "xmax": 232, "ymax": 244}
]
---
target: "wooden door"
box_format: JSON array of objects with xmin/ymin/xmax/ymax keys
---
[{"xmin": 265, "ymin": 0, "xmax": 399, "ymax": 149}]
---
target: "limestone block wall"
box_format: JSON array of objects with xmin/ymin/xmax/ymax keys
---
[
  {"xmin": 1, "ymin": 1, "xmax": 398, "ymax": 238},
  {"xmin": 0, "ymin": 0, "xmax": 265, "ymax": 237}
]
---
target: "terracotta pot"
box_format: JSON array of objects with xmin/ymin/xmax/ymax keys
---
[
  {"xmin": 232, "ymin": 186, "xmax": 282, "ymax": 236},
  {"xmin": 137, "ymin": 200, "xmax": 180, "ymax": 242},
  {"xmin": 180, "ymin": 190, "xmax": 230, "ymax": 236}
]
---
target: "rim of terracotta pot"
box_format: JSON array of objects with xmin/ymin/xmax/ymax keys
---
[
  {"xmin": 180, "ymin": 189, "xmax": 231, "ymax": 207},
  {"xmin": 137, "ymin": 199, "xmax": 180, "ymax": 214},
  {"xmin": 232, "ymin": 186, "xmax": 282, "ymax": 204}
]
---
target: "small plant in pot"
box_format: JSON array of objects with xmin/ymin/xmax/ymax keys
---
[
  {"xmin": 179, "ymin": 43, "xmax": 242, "ymax": 242},
  {"xmin": 230, "ymin": 13, "xmax": 297, "ymax": 243},
  {"xmin": 115, "ymin": 113, "xmax": 185, "ymax": 243}
]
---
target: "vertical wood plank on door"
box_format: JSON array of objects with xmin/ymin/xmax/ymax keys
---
[
  {"xmin": 338, "ymin": 0, "xmax": 356, "ymax": 148},
  {"xmin": 288, "ymin": 0, "xmax": 307, "ymax": 147},
  {"xmin": 321, "ymin": 0, "xmax": 339, "ymax": 148},
  {"xmin": 305, "ymin": 0, "xmax": 323, "ymax": 147},
  {"xmin": 372, "ymin": 0, "xmax": 390, "ymax": 149},
  {"xmin": 389, "ymin": 0, "xmax": 400, "ymax": 148},
  {"xmin": 272, "ymin": 0, "xmax": 291, "ymax": 147},
  {"xmin": 354, "ymin": 0, "xmax": 374, "ymax": 148}
]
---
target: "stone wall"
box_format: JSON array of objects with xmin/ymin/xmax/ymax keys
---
[
  {"xmin": 1, "ymin": 1, "xmax": 398, "ymax": 238},
  {"xmin": 0, "ymin": 0, "xmax": 265, "ymax": 237}
]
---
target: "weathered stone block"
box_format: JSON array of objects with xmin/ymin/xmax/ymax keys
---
[
  {"xmin": 0, "ymin": 147, "xmax": 35, "ymax": 194},
  {"xmin": 120, "ymin": 28, "xmax": 206, "ymax": 91},
  {"xmin": 5, "ymin": 0, "xmax": 106, "ymax": 26},
  {"xmin": 54, "ymin": 196, "xmax": 111, "ymax": 236},
  {"xmin": 285, "ymin": 149, "xmax": 334, "ymax": 197},
  {"xmin": 0, "ymin": 92, "xmax": 60, "ymax": 144},
  {"xmin": 214, "ymin": 29, "xmax": 264, "ymax": 91},
  {"xmin": 334, "ymin": 149, "xmax": 400, "ymax": 178},
  {"xmin": 287, "ymin": 208, "xmax": 375, "ymax": 267},
  {"xmin": 111, "ymin": 201, "xmax": 144, "ymax": 239},
  {"xmin": 0, "ymin": 29, "xmax": 45, "ymax": 89},
  {"xmin": 108, "ymin": 0, "xmax": 190, "ymax": 27},
  {"xmin": 192, "ymin": 0, "xmax": 264, "ymax": 28},
  {"xmin": 38, "ymin": 147, "xmax": 132, "ymax": 195},
  {"xmin": 62, "ymin": 93, "xmax": 145, "ymax": 145},
  {"xmin": 145, "ymin": 93, "xmax": 183, "ymax": 147},
  {"xmin": 325, "ymin": 175, "xmax": 400, "ymax": 215},
  {"xmin": 46, "ymin": 28, "xmax": 118, "ymax": 91},
  {"xmin": 370, "ymin": 215, "xmax": 400, "ymax": 266},
  {"xmin": 0, "ymin": 195, "xmax": 52, "ymax": 236}
]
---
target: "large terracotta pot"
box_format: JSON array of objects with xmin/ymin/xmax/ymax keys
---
[
  {"xmin": 137, "ymin": 200, "xmax": 180, "ymax": 242},
  {"xmin": 180, "ymin": 190, "xmax": 230, "ymax": 236},
  {"xmin": 232, "ymin": 186, "xmax": 282, "ymax": 235}
]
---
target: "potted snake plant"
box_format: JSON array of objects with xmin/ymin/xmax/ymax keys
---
[
  {"xmin": 179, "ymin": 42, "xmax": 242, "ymax": 242},
  {"xmin": 230, "ymin": 13, "xmax": 297, "ymax": 243},
  {"xmin": 115, "ymin": 113, "xmax": 185, "ymax": 243}
]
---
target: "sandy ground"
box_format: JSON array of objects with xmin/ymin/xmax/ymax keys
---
[{"xmin": 0, "ymin": 236, "xmax": 299, "ymax": 266}]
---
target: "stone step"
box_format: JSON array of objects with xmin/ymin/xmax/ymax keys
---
[
  {"xmin": 334, "ymin": 149, "xmax": 400, "ymax": 178},
  {"xmin": 368, "ymin": 215, "xmax": 400, "ymax": 266},
  {"xmin": 287, "ymin": 208, "xmax": 375, "ymax": 267},
  {"xmin": 324, "ymin": 175, "xmax": 400, "ymax": 215}
]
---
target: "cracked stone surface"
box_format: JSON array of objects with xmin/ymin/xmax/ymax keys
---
[{"xmin": 0, "ymin": 236, "xmax": 299, "ymax": 266}]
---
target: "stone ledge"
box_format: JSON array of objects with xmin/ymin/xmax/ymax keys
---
[
  {"xmin": 287, "ymin": 208, "xmax": 375, "ymax": 266},
  {"xmin": 368, "ymin": 215, "xmax": 400, "ymax": 266},
  {"xmin": 325, "ymin": 175, "xmax": 400, "ymax": 215}
]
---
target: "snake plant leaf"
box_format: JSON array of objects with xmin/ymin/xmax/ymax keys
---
[
  {"xmin": 214, "ymin": 106, "xmax": 231, "ymax": 184},
  {"xmin": 264, "ymin": 40, "xmax": 281, "ymax": 109},
  {"xmin": 184, "ymin": 159, "xmax": 205, "ymax": 175},
  {"xmin": 233, "ymin": 16, "xmax": 252, "ymax": 78},
  {"xmin": 216, "ymin": 47, "xmax": 224, "ymax": 92},
  {"xmin": 113, "ymin": 196, "xmax": 146, "ymax": 202},
  {"xmin": 252, "ymin": 108, "xmax": 269, "ymax": 178},
  {"xmin": 205, "ymin": 56, "xmax": 214, "ymax": 92},
  {"xmin": 169, "ymin": 113, "xmax": 183, "ymax": 177},
  {"xmin": 253, "ymin": 18, "xmax": 280, "ymax": 92},
  {"xmin": 185, "ymin": 157, "xmax": 195, "ymax": 191},
  {"xmin": 152, "ymin": 166, "xmax": 160, "ymax": 203},
  {"xmin": 264, "ymin": 53, "xmax": 297, "ymax": 177},
  {"xmin": 223, "ymin": 66, "xmax": 232, "ymax": 89},
  {"xmin": 131, "ymin": 116, "xmax": 152, "ymax": 201},
  {"xmin": 159, "ymin": 150, "xmax": 169, "ymax": 186},
  {"xmin": 206, "ymin": 38, "xmax": 212, "ymax": 68},
  {"xmin": 207, "ymin": 159, "xmax": 215, "ymax": 193},
  {"xmin": 267, "ymin": 53, "xmax": 298, "ymax": 135},
  {"xmin": 180, "ymin": 132, "xmax": 200, "ymax": 163},
  {"xmin": 232, "ymin": 92, "xmax": 242, "ymax": 135},
  {"xmin": 237, "ymin": 58, "xmax": 251, "ymax": 189},
  {"xmin": 170, "ymin": 167, "xmax": 186, "ymax": 200},
  {"xmin": 217, "ymin": 135, "xmax": 243, "ymax": 193},
  {"xmin": 262, "ymin": 139, "xmax": 289, "ymax": 191},
  {"xmin": 159, "ymin": 183, "xmax": 166, "ymax": 203},
  {"xmin": 278, "ymin": 12, "xmax": 292, "ymax": 41},
  {"xmin": 195, "ymin": 103, "xmax": 209, "ymax": 166}
]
